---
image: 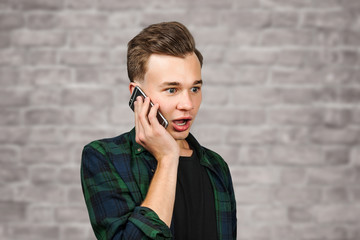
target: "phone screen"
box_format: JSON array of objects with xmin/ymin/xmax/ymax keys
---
[{"xmin": 129, "ymin": 86, "xmax": 169, "ymax": 128}]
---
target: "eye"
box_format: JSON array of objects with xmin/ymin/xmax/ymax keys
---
[
  {"xmin": 191, "ymin": 87, "xmax": 200, "ymax": 93},
  {"xmin": 166, "ymin": 88, "xmax": 177, "ymax": 94}
]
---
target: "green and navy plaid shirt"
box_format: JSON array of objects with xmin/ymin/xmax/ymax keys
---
[{"xmin": 81, "ymin": 128, "xmax": 237, "ymax": 240}]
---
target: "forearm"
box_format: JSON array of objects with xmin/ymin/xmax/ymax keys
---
[{"xmin": 141, "ymin": 157, "xmax": 178, "ymax": 227}]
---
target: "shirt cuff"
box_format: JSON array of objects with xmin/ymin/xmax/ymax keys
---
[{"xmin": 128, "ymin": 206, "xmax": 172, "ymax": 239}]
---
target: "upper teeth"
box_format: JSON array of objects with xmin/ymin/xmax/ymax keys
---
[{"xmin": 176, "ymin": 121, "xmax": 186, "ymax": 126}]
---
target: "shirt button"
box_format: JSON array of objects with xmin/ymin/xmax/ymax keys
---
[
  {"xmin": 137, "ymin": 148, "xmax": 141, "ymax": 152},
  {"xmin": 151, "ymin": 169, "xmax": 155, "ymax": 173}
]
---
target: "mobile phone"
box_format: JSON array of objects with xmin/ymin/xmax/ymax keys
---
[{"xmin": 129, "ymin": 86, "xmax": 169, "ymax": 128}]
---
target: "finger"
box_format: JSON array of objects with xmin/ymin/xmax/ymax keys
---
[
  {"xmin": 139, "ymin": 97, "xmax": 152, "ymax": 132},
  {"xmin": 148, "ymin": 103, "xmax": 161, "ymax": 127}
]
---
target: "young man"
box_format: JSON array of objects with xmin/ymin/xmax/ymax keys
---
[{"xmin": 81, "ymin": 22, "xmax": 237, "ymax": 240}]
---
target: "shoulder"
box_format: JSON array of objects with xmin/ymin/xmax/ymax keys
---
[
  {"xmin": 83, "ymin": 131, "xmax": 132, "ymax": 156},
  {"xmin": 202, "ymin": 146, "xmax": 231, "ymax": 174}
]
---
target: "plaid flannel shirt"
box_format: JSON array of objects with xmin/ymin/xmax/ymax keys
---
[{"xmin": 81, "ymin": 128, "xmax": 237, "ymax": 240}]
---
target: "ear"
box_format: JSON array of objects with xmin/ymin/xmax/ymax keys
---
[{"xmin": 129, "ymin": 82, "xmax": 137, "ymax": 95}]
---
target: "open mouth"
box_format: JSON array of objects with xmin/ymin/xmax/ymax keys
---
[{"xmin": 174, "ymin": 119, "xmax": 189, "ymax": 126}]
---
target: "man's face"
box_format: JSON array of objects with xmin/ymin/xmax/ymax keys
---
[{"xmin": 132, "ymin": 52, "xmax": 202, "ymax": 141}]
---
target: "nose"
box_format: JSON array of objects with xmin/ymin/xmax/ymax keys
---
[{"xmin": 177, "ymin": 91, "xmax": 193, "ymax": 111}]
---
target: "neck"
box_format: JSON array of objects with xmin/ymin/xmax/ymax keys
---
[{"xmin": 177, "ymin": 139, "xmax": 193, "ymax": 157}]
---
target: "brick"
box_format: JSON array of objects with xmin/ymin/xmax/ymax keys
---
[
  {"xmin": 231, "ymin": 87, "xmax": 279, "ymax": 106},
  {"xmin": 0, "ymin": 201, "xmax": 27, "ymax": 222},
  {"xmin": 313, "ymin": 205, "xmax": 360, "ymax": 223},
  {"xmin": 307, "ymin": 167, "xmax": 356, "ymax": 186},
  {"xmin": 274, "ymin": 187, "xmax": 322, "ymax": 205},
  {"xmin": 288, "ymin": 206, "xmax": 315, "ymax": 223},
  {"xmin": 0, "ymin": 109, "xmax": 20, "ymax": 125},
  {"xmin": 26, "ymin": 13, "xmax": 60, "ymax": 30},
  {"xmin": 303, "ymin": 11, "xmax": 352, "ymax": 30},
  {"xmin": 67, "ymin": 187, "xmax": 85, "ymax": 203},
  {"xmin": 55, "ymin": 206, "xmax": 89, "ymax": 223},
  {"xmin": 30, "ymin": 166, "xmax": 58, "ymax": 184},
  {"xmin": 196, "ymin": 107, "xmax": 265, "ymax": 125},
  {"xmin": 65, "ymin": 0, "xmax": 96, "ymax": 9},
  {"xmin": 17, "ymin": 185, "xmax": 66, "ymax": 203},
  {"xmin": 60, "ymin": 50, "xmax": 110, "ymax": 66},
  {"xmin": 59, "ymin": 13, "xmax": 108, "ymax": 29},
  {"xmin": 12, "ymin": 0, "xmax": 64, "ymax": 10},
  {"xmin": 0, "ymin": 146, "xmax": 19, "ymax": 163},
  {"xmin": 231, "ymin": 166, "xmax": 280, "ymax": 185},
  {"xmin": 252, "ymin": 206, "xmax": 288, "ymax": 223},
  {"xmin": 268, "ymin": 145, "xmax": 324, "ymax": 166},
  {"xmin": 58, "ymin": 166, "xmax": 80, "ymax": 184},
  {"xmin": 268, "ymin": 107, "xmax": 323, "ymax": 126},
  {"xmin": 281, "ymin": 167, "xmax": 307, "ymax": 186},
  {"xmin": 0, "ymin": 186, "xmax": 15, "ymax": 201},
  {"xmin": 69, "ymin": 30, "xmax": 128, "ymax": 48},
  {"xmin": 98, "ymin": 0, "xmax": 144, "ymax": 10},
  {"xmin": 271, "ymin": 67, "xmax": 325, "ymax": 85},
  {"xmin": 0, "ymin": 89, "xmax": 29, "ymax": 107},
  {"xmin": 323, "ymin": 147, "xmax": 350, "ymax": 165},
  {"xmin": 0, "ymin": 49, "xmax": 24, "ymax": 66},
  {"xmin": 0, "ymin": 13, "xmax": 24, "ymax": 30},
  {"xmin": 201, "ymin": 86, "xmax": 229, "ymax": 106},
  {"xmin": 204, "ymin": 65, "xmax": 268, "ymax": 85},
  {"xmin": 22, "ymin": 145, "xmax": 69, "ymax": 164},
  {"xmin": 323, "ymin": 187, "xmax": 349, "ymax": 204},
  {"xmin": 13, "ymin": 30, "xmax": 66, "ymax": 47},
  {"xmin": 61, "ymin": 225, "xmax": 95, "ymax": 240},
  {"xmin": 109, "ymin": 106, "xmax": 135, "ymax": 126},
  {"xmin": 261, "ymin": 0, "xmax": 309, "ymax": 8},
  {"xmin": 62, "ymin": 128, "xmax": 112, "ymax": 144},
  {"xmin": 25, "ymin": 68, "xmax": 72, "ymax": 85},
  {"xmin": 350, "ymin": 147, "xmax": 360, "ymax": 165},
  {"xmin": 235, "ymin": 186, "xmax": 272, "ymax": 204},
  {"xmin": 200, "ymin": 45, "xmax": 226, "ymax": 64},
  {"xmin": 108, "ymin": 13, "xmax": 140, "ymax": 29},
  {"xmin": 191, "ymin": 125, "xmax": 226, "ymax": 144},
  {"xmin": 8, "ymin": 225, "xmax": 59, "ymax": 240},
  {"xmin": 275, "ymin": 49, "xmax": 312, "ymax": 67},
  {"xmin": 227, "ymin": 127, "xmax": 276, "ymax": 145},
  {"xmin": 26, "ymin": 127, "xmax": 62, "ymax": 144},
  {"xmin": 311, "ymin": 127, "xmax": 360, "ymax": 144},
  {"xmin": 0, "ymin": 0, "xmax": 11, "ymax": 9},
  {"xmin": 29, "ymin": 87, "xmax": 62, "ymax": 106},
  {"xmin": 0, "ymin": 162, "xmax": 27, "ymax": 183},
  {"xmin": 25, "ymin": 50, "xmax": 58, "ymax": 66},
  {"xmin": 24, "ymin": 108, "xmax": 64, "ymax": 125},
  {"xmin": 324, "ymin": 67, "xmax": 360, "ymax": 84},
  {"xmin": 204, "ymin": 145, "xmax": 238, "ymax": 165},
  {"xmin": 0, "ymin": 32, "xmax": 11, "ymax": 48},
  {"xmin": 66, "ymin": 107, "xmax": 109, "ymax": 126},
  {"xmin": 0, "ymin": 67, "xmax": 20, "ymax": 86},
  {"xmin": 271, "ymin": 10, "xmax": 299, "ymax": 27},
  {"xmin": 62, "ymin": 87, "xmax": 113, "ymax": 107},
  {"xmin": 0, "ymin": 127, "xmax": 29, "ymax": 145},
  {"xmin": 195, "ymin": 28, "xmax": 231, "ymax": 45},
  {"xmin": 221, "ymin": 11, "xmax": 271, "ymax": 29},
  {"xmin": 237, "ymin": 225, "xmax": 272, "ymax": 240},
  {"xmin": 228, "ymin": 29, "xmax": 260, "ymax": 46},
  {"xmin": 338, "ymin": 87, "xmax": 360, "ymax": 103},
  {"xmin": 27, "ymin": 205, "xmax": 54, "ymax": 222},
  {"xmin": 138, "ymin": 13, "xmax": 188, "ymax": 29},
  {"xmin": 238, "ymin": 146, "xmax": 269, "ymax": 165},
  {"xmin": 227, "ymin": 49, "xmax": 277, "ymax": 65},
  {"xmin": 322, "ymin": 108, "xmax": 353, "ymax": 127},
  {"xmin": 292, "ymin": 224, "xmax": 353, "ymax": 240}
]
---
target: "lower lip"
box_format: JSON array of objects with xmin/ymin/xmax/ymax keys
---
[{"xmin": 172, "ymin": 120, "xmax": 191, "ymax": 132}]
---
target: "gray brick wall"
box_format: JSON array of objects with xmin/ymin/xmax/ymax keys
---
[{"xmin": 0, "ymin": 0, "xmax": 359, "ymax": 239}]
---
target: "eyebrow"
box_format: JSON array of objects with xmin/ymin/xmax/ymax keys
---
[{"xmin": 160, "ymin": 80, "xmax": 203, "ymax": 87}]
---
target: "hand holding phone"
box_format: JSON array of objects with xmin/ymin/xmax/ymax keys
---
[{"xmin": 129, "ymin": 86, "xmax": 168, "ymax": 128}]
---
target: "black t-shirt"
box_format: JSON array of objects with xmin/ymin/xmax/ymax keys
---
[{"xmin": 172, "ymin": 150, "xmax": 218, "ymax": 240}]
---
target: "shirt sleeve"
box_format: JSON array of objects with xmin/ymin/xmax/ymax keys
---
[{"xmin": 81, "ymin": 142, "xmax": 172, "ymax": 240}]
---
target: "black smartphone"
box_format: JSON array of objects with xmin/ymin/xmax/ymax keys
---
[{"xmin": 129, "ymin": 86, "xmax": 169, "ymax": 128}]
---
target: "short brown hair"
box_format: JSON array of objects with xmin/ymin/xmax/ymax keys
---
[{"xmin": 127, "ymin": 21, "xmax": 203, "ymax": 82}]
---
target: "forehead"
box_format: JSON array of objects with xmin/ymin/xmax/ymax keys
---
[{"xmin": 143, "ymin": 53, "xmax": 201, "ymax": 86}]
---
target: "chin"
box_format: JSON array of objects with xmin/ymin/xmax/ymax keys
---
[{"xmin": 169, "ymin": 129, "xmax": 190, "ymax": 141}]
